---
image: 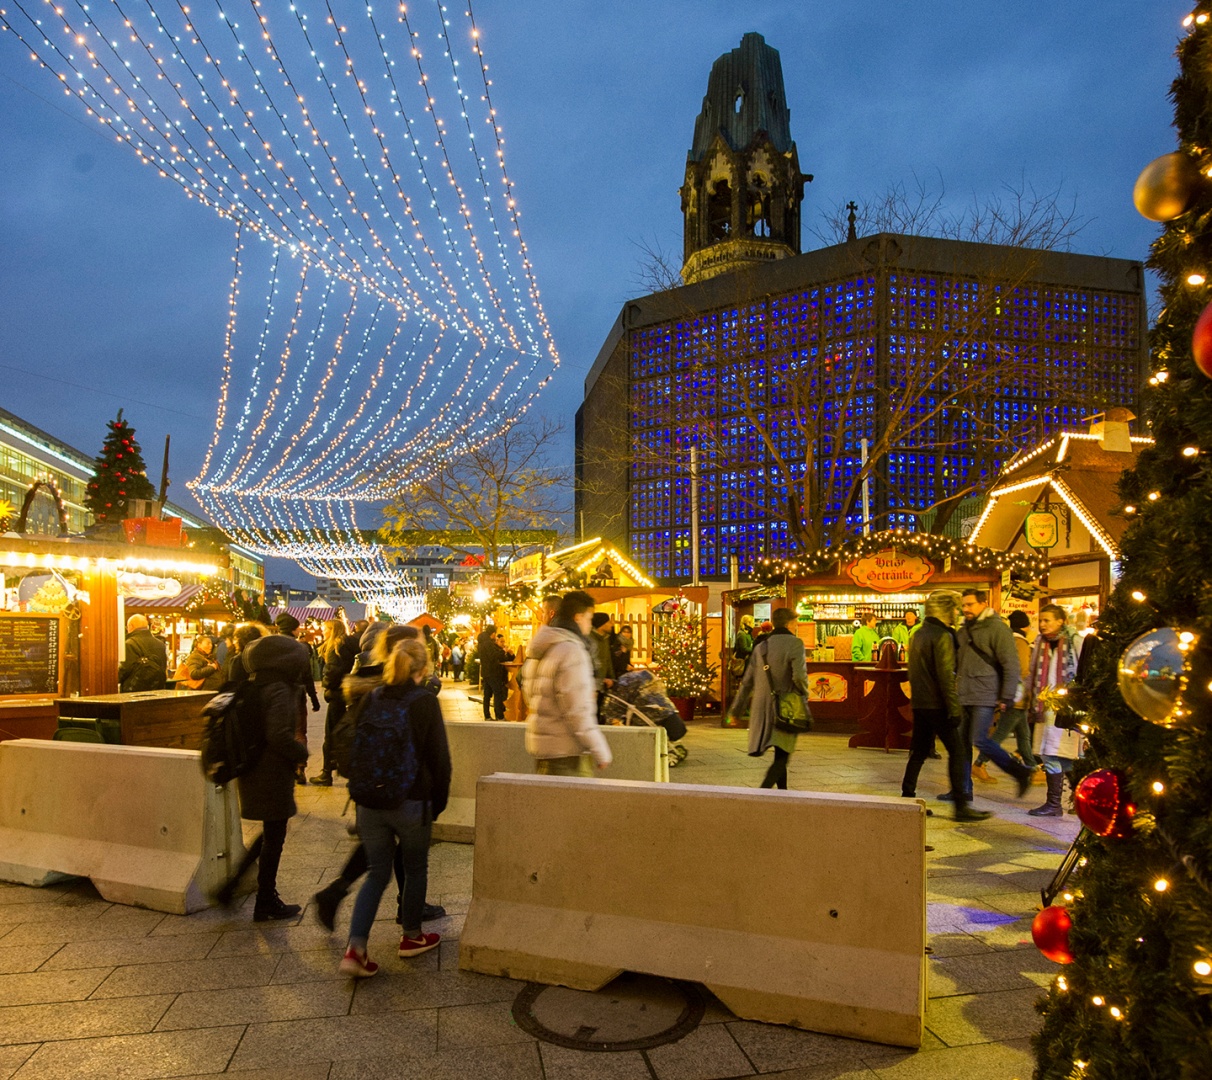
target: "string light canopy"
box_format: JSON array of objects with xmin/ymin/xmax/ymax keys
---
[
  {"xmin": 1, "ymin": 1, "xmax": 556, "ymax": 612},
  {"xmin": 755, "ymin": 529, "xmax": 1048, "ymax": 585}
]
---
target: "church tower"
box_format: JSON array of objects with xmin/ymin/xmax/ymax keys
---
[{"xmin": 680, "ymin": 33, "xmax": 809, "ymax": 285}]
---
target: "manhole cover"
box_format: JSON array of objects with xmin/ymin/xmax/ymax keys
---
[{"xmin": 512, "ymin": 972, "xmax": 705, "ymax": 1052}]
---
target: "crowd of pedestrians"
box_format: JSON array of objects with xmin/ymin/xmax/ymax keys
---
[{"xmin": 175, "ymin": 580, "xmax": 1085, "ymax": 978}]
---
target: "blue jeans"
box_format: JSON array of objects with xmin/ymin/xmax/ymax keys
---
[
  {"xmin": 1041, "ymin": 754, "xmax": 1075, "ymax": 775},
  {"xmin": 963, "ymin": 705, "xmax": 1027, "ymax": 795},
  {"xmin": 348, "ymin": 800, "xmax": 432, "ymax": 944}
]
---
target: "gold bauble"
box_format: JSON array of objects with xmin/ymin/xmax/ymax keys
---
[{"xmin": 1133, "ymin": 153, "xmax": 1200, "ymax": 222}]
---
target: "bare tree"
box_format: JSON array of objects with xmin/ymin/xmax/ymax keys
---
[
  {"xmin": 380, "ymin": 410, "xmax": 569, "ymax": 568},
  {"xmin": 628, "ymin": 235, "xmax": 684, "ymax": 295},
  {"xmin": 812, "ymin": 171, "xmax": 1088, "ymax": 251}
]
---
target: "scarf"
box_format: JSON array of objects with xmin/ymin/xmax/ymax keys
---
[{"xmin": 1027, "ymin": 627, "xmax": 1079, "ymax": 722}]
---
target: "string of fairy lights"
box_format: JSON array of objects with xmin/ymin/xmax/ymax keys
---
[{"xmin": 0, "ymin": 1, "xmax": 558, "ymax": 611}]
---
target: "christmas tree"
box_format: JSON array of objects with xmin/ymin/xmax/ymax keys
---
[
  {"xmin": 1033, "ymin": 12, "xmax": 1212, "ymax": 1077},
  {"xmin": 652, "ymin": 596, "xmax": 716, "ymax": 698},
  {"xmin": 84, "ymin": 410, "xmax": 156, "ymax": 525}
]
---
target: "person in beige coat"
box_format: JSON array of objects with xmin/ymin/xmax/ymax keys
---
[{"xmin": 521, "ymin": 590, "xmax": 612, "ymax": 777}]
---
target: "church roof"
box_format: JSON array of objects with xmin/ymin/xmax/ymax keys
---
[{"xmin": 688, "ymin": 33, "xmax": 794, "ymax": 163}]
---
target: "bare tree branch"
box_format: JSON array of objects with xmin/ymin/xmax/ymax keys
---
[{"xmin": 380, "ymin": 409, "xmax": 570, "ymax": 567}]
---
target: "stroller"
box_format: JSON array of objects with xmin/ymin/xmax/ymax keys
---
[{"xmin": 602, "ymin": 669, "xmax": 689, "ymax": 766}]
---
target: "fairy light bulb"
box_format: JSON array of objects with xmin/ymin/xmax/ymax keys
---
[
  {"xmin": 1183, "ymin": 446, "xmax": 1200, "ymax": 457},
  {"xmin": 1092, "ymin": 996, "xmax": 1104, "ymax": 1006},
  {"xmin": 1155, "ymin": 878, "xmax": 1170, "ymax": 893},
  {"xmin": 1188, "ymin": 272, "xmax": 1206, "ymax": 285},
  {"xmin": 1196, "ymin": 960, "xmax": 1212, "ymax": 977},
  {"xmin": 1153, "ymin": 781, "xmax": 1165, "ymax": 794},
  {"xmin": 1132, "ymin": 590, "xmax": 1147, "ymax": 602}
]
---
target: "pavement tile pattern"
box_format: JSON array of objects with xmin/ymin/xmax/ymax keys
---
[{"xmin": 0, "ymin": 684, "xmax": 1073, "ymax": 1079}]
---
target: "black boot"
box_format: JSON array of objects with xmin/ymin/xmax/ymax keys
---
[
  {"xmin": 312, "ymin": 880, "xmax": 349, "ymax": 932},
  {"xmin": 1028, "ymin": 771, "xmax": 1065, "ymax": 817},
  {"xmin": 254, "ymin": 891, "xmax": 302, "ymax": 922}
]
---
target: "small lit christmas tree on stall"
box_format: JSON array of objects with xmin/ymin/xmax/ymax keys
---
[
  {"xmin": 651, "ymin": 595, "xmax": 716, "ymax": 700},
  {"xmin": 1033, "ymin": 10, "xmax": 1212, "ymax": 1076},
  {"xmin": 84, "ymin": 410, "xmax": 156, "ymax": 525}
]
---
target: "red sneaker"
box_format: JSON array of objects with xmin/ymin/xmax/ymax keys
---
[
  {"xmin": 339, "ymin": 947, "xmax": 378, "ymax": 978},
  {"xmin": 398, "ymin": 932, "xmax": 440, "ymax": 958}
]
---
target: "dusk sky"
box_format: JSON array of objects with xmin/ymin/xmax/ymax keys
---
[{"xmin": 0, "ymin": 2, "xmax": 1184, "ymax": 585}]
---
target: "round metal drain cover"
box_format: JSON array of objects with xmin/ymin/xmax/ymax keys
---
[{"xmin": 512, "ymin": 973, "xmax": 705, "ymax": 1052}]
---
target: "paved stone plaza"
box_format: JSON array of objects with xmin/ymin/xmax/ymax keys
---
[{"xmin": 0, "ymin": 688, "xmax": 1075, "ymax": 1079}]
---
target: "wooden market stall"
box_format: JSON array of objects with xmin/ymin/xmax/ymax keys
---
[
  {"xmin": 0, "ymin": 534, "xmax": 228, "ymax": 744},
  {"xmin": 496, "ymin": 539, "xmax": 714, "ymax": 720},
  {"xmin": 968, "ymin": 410, "xmax": 1151, "ymax": 623},
  {"xmin": 725, "ymin": 533, "xmax": 1046, "ymax": 747}
]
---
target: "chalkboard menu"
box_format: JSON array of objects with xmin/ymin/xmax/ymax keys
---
[{"xmin": 0, "ymin": 615, "xmax": 61, "ymax": 695}]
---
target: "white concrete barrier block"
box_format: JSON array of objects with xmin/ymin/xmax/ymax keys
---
[
  {"xmin": 435, "ymin": 722, "xmax": 667, "ymax": 843},
  {"xmin": 460, "ymin": 774, "xmax": 926, "ymax": 1048},
  {"xmin": 0, "ymin": 739, "xmax": 244, "ymax": 914}
]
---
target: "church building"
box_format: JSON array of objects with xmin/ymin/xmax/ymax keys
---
[{"xmin": 575, "ymin": 33, "xmax": 1147, "ymax": 583}]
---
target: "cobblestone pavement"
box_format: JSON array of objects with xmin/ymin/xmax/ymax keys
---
[{"xmin": 0, "ymin": 684, "xmax": 1074, "ymax": 1079}]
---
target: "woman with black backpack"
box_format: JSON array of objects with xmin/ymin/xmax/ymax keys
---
[{"xmin": 340, "ymin": 637, "xmax": 451, "ymax": 977}]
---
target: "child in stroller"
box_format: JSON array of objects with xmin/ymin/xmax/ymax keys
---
[{"xmin": 601, "ymin": 669, "xmax": 689, "ymax": 766}]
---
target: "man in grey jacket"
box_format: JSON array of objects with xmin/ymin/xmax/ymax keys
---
[
  {"xmin": 946, "ymin": 588, "xmax": 1033, "ymax": 804},
  {"xmin": 522, "ymin": 591, "xmax": 612, "ymax": 776},
  {"xmin": 901, "ymin": 591, "xmax": 989, "ymax": 822}
]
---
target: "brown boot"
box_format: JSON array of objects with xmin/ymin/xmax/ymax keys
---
[{"xmin": 972, "ymin": 764, "xmax": 997, "ymax": 783}]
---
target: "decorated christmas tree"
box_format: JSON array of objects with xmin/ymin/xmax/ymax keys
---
[
  {"xmin": 1033, "ymin": 12, "xmax": 1212, "ymax": 1076},
  {"xmin": 651, "ymin": 595, "xmax": 716, "ymax": 699},
  {"xmin": 84, "ymin": 410, "xmax": 156, "ymax": 525}
]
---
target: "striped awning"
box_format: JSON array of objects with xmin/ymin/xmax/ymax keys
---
[
  {"xmin": 269, "ymin": 604, "xmax": 337, "ymax": 623},
  {"xmin": 123, "ymin": 584, "xmax": 203, "ymax": 611}
]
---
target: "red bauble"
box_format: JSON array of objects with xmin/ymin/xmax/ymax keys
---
[
  {"xmin": 1032, "ymin": 905, "xmax": 1074, "ymax": 964},
  {"xmin": 1075, "ymin": 769, "xmax": 1136, "ymax": 838},
  {"xmin": 1193, "ymin": 302, "xmax": 1212, "ymax": 379}
]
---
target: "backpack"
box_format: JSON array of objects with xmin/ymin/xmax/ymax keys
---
[
  {"xmin": 199, "ymin": 681, "xmax": 265, "ymax": 785},
  {"xmin": 123, "ymin": 655, "xmax": 163, "ymax": 692},
  {"xmin": 347, "ymin": 687, "xmax": 419, "ymax": 810}
]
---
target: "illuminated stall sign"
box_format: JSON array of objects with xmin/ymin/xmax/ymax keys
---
[{"xmin": 845, "ymin": 550, "xmax": 935, "ymax": 593}]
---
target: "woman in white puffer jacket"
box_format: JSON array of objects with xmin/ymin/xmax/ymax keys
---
[{"xmin": 521, "ymin": 590, "xmax": 613, "ymax": 776}]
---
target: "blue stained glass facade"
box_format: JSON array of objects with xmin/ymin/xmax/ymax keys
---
[{"xmin": 625, "ymin": 268, "xmax": 1142, "ymax": 580}]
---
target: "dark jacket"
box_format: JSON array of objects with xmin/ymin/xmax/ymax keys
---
[
  {"xmin": 322, "ymin": 634, "xmax": 361, "ymax": 703},
  {"xmin": 235, "ymin": 636, "xmax": 310, "ymax": 821},
  {"xmin": 118, "ymin": 628, "xmax": 168, "ymax": 692},
  {"xmin": 184, "ymin": 648, "xmax": 224, "ymax": 691},
  {"xmin": 373, "ymin": 683, "xmax": 452, "ymax": 819},
  {"xmin": 907, "ymin": 617, "xmax": 961, "ymax": 718},
  {"xmin": 479, "ymin": 638, "xmax": 510, "ymax": 684},
  {"xmin": 956, "ymin": 608, "xmax": 1021, "ymax": 707}
]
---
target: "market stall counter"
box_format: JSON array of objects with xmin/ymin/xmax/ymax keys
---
[{"xmin": 56, "ymin": 690, "xmax": 216, "ymax": 750}]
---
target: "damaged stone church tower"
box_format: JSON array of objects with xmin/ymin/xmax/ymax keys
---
[{"xmin": 680, "ymin": 32, "xmax": 810, "ymax": 285}]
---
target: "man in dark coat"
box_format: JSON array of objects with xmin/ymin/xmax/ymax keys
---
[
  {"xmin": 117, "ymin": 614, "xmax": 167, "ymax": 691},
  {"xmin": 901, "ymin": 591, "xmax": 990, "ymax": 822},
  {"xmin": 478, "ymin": 627, "xmax": 511, "ymax": 720},
  {"xmin": 215, "ymin": 634, "xmax": 311, "ymax": 921}
]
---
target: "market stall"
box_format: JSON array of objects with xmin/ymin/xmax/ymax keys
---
[
  {"xmin": 968, "ymin": 412, "xmax": 1150, "ymax": 620},
  {"xmin": 0, "ymin": 534, "xmax": 228, "ymax": 742},
  {"xmin": 725, "ymin": 532, "xmax": 1046, "ymax": 741},
  {"xmin": 491, "ymin": 539, "xmax": 715, "ymax": 719}
]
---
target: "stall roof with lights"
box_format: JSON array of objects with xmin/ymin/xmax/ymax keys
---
[
  {"xmin": 968, "ymin": 415, "xmax": 1152, "ymax": 562},
  {"xmin": 538, "ymin": 538, "xmax": 656, "ymax": 591}
]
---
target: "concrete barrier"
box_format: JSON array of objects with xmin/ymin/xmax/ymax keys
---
[
  {"xmin": 0, "ymin": 739, "xmax": 244, "ymax": 914},
  {"xmin": 460, "ymin": 774, "xmax": 926, "ymax": 1048},
  {"xmin": 434, "ymin": 722, "xmax": 668, "ymax": 843}
]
